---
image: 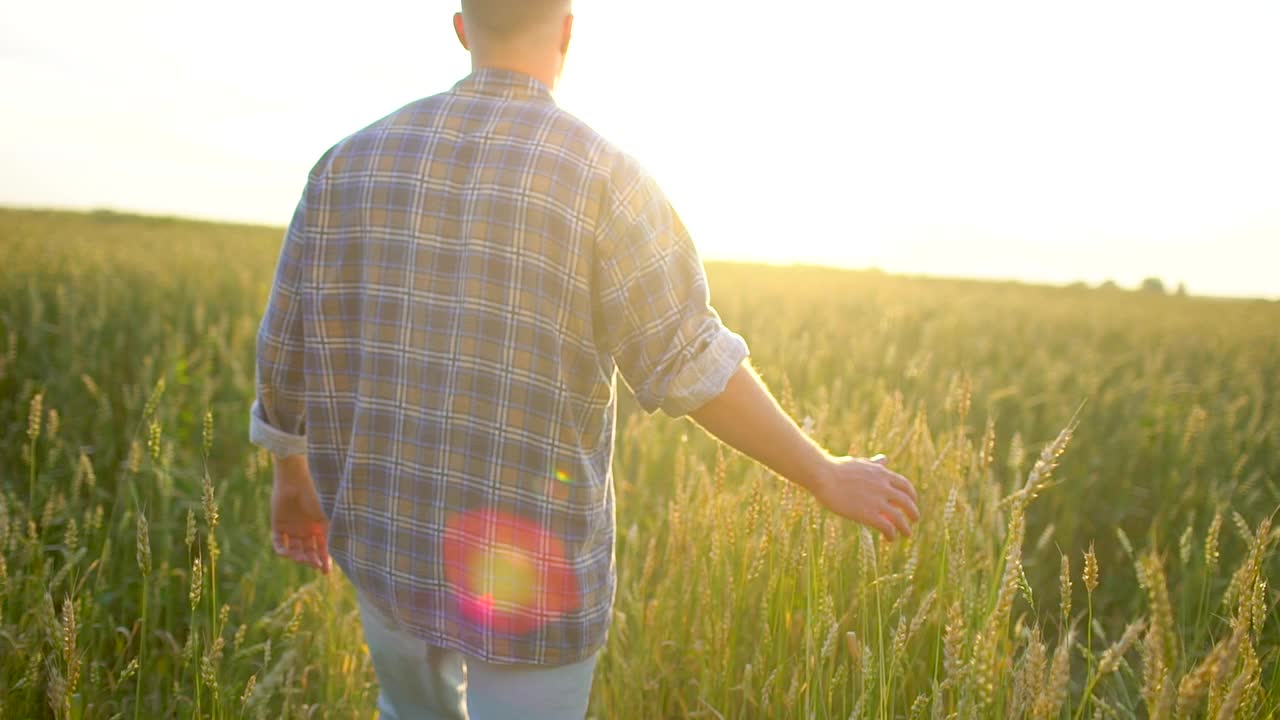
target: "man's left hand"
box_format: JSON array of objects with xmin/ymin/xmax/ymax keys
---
[{"xmin": 270, "ymin": 454, "xmax": 332, "ymax": 574}]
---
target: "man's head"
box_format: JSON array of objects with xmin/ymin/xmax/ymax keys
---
[{"xmin": 454, "ymin": 1, "xmax": 574, "ymax": 89}]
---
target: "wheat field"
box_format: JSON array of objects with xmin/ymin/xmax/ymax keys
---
[{"xmin": 1, "ymin": 207, "xmax": 1279, "ymax": 718}]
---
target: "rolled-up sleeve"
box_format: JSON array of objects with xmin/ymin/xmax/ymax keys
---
[
  {"xmin": 251, "ymin": 191, "xmax": 311, "ymax": 458},
  {"xmin": 593, "ymin": 155, "xmax": 749, "ymax": 417}
]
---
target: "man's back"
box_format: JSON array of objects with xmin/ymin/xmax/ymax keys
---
[
  {"xmin": 255, "ymin": 5, "xmax": 916, "ymax": 716},
  {"xmin": 252, "ymin": 68, "xmax": 749, "ymax": 664}
]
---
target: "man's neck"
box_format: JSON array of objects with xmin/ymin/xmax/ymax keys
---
[{"xmin": 470, "ymin": 55, "xmax": 560, "ymax": 91}]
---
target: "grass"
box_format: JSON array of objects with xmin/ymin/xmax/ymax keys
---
[{"xmin": 1, "ymin": 207, "xmax": 1279, "ymax": 718}]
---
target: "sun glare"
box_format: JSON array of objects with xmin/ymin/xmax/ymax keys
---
[{"xmin": 0, "ymin": 0, "xmax": 1276, "ymax": 296}]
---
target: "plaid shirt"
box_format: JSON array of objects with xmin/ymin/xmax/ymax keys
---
[{"xmin": 251, "ymin": 69, "xmax": 749, "ymax": 665}]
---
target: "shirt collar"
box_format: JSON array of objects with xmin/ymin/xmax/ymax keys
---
[{"xmin": 453, "ymin": 68, "xmax": 556, "ymax": 104}]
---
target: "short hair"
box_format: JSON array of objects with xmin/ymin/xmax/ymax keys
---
[{"xmin": 461, "ymin": 0, "xmax": 570, "ymax": 38}]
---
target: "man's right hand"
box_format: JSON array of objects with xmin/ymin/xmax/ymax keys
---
[
  {"xmin": 807, "ymin": 455, "xmax": 920, "ymax": 541},
  {"xmin": 687, "ymin": 362, "xmax": 922, "ymax": 541}
]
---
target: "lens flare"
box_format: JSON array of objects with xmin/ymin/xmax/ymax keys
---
[
  {"xmin": 443, "ymin": 509, "xmax": 579, "ymax": 634},
  {"xmin": 555, "ymin": 468, "xmax": 572, "ymax": 483},
  {"xmin": 466, "ymin": 546, "xmax": 538, "ymax": 609}
]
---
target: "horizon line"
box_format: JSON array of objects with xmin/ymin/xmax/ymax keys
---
[{"xmin": 5, "ymin": 202, "xmax": 1277, "ymax": 304}]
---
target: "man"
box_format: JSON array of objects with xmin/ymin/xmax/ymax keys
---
[{"xmin": 251, "ymin": 1, "xmax": 920, "ymax": 717}]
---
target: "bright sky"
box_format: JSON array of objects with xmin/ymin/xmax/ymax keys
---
[{"xmin": 3, "ymin": 1, "xmax": 1278, "ymax": 298}]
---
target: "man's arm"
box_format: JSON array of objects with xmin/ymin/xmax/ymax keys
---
[
  {"xmin": 589, "ymin": 154, "xmax": 919, "ymax": 539},
  {"xmin": 251, "ymin": 181, "xmax": 331, "ymax": 573},
  {"xmin": 592, "ymin": 156, "xmax": 749, "ymax": 418},
  {"xmin": 251, "ymin": 195, "xmax": 310, "ymax": 459},
  {"xmin": 688, "ymin": 362, "xmax": 920, "ymax": 540}
]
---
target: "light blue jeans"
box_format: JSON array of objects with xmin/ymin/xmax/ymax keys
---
[{"xmin": 357, "ymin": 596, "xmax": 599, "ymax": 720}]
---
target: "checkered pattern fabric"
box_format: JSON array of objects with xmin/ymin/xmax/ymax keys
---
[{"xmin": 250, "ymin": 69, "xmax": 749, "ymax": 665}]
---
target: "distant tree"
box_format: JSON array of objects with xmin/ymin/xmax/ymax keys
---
[
  {"xmin": 1176, "ymin": 282, "xmax": 1188, "ymax": 297},
  {"xmin": 1099, "ymin": 279, "xmax": 1120, "ymax": 291},
  {"xmin": 1141, "ymin": 277, "xmax": 1167, "ymax": 294}
]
